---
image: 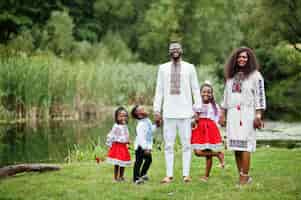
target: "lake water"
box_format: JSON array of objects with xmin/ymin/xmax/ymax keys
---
[{"xmin": 0, "ymin": 119, "xmax": 300, "ymax": 167}]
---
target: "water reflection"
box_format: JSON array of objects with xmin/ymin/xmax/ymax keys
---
[
  {"xmin": 0, "ymin": 120, "xmax": 300, "ymax": 167},
  {"xmin": 0, "ymin": 119, "xmax": 113, "ymax": 167}
]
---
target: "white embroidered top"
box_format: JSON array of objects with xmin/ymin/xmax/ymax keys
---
[
  {"xmin": 153, "ymin": 60, "xmax": 202, "ymax": 118},
  {"xmin": 193, "ymin": 103, "xmax": 220, "ymax": 124},
  {"xmin": 221, "ymin": 70, "xmax": 266, "ymax": 111},
  {"xmin": 105, "ymin": 123, "xmax": 130, "ymax": 147}
]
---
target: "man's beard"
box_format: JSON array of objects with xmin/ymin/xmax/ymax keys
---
[{"xmin": 171, "ymin": 52, "xmax": 181, "ymax": 61}]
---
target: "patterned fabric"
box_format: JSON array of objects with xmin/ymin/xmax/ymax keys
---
[
  {"xmin": 221, "ymin": 70, "xmax": 266, "ymax": 152},
  {"xmin": 232, "ymin": 72, "xmax": 244, "ymax": 93},
  {"xmin": 106, "ymin": 124, "xmax": 130, "ymax": 147},
  {"xmin": 134, "ymin": 118, "xmax": 157, "ymax": 150},
  {"xmin": 191, "ymin": 118, "xmax": 223, "ymax": 151},
  {"xmin": 107, "ymin": 142, "xmax": 131, "ymax": 167},
  {"xmin": 170, "ymin": 62, "xmax": 181, "ymax": 95},
  {"xmin": 257, "ymin": 79, "xmax": 265, "ymax": 108},
  {"xmin": 229, "ymin": 139, "xmax": 248, "ymax": 149},
  {"xmin": 193, "ymin": 103, "xmax": 220, "ymax": 123},
  {"xmin": 153, "ymin": 61, "xmax": 202, "ymax": 118}
]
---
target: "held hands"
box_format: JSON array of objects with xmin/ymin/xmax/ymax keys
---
[
  {"xmin": 154, "ymin": 112, "xmax": 162, "ymax": 127},
  {"xmin": 144, "ymin": 149, "xmax": 151, "ymax": 155},
  {"xmin": 191, "ymin": 112, "xmax": 199, "ymax": 129}
]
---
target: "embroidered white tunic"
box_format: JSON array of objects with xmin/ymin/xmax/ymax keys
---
[
  {"xmin": 193, "ymin": 103, "xmax": 220, "ymax": 123},
  {"xmin": 153, "ymin": 61, "xmax": 202, "ymax": 118},
  {"xmin": 106, "ymin": 123, "xmax": 130, "ymax": 147},
  {"xmin": 221, "ymin": 70, "xmax": 266, "ymax": 152}
]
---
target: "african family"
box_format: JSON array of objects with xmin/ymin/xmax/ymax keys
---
[{"xmin": 105, "ymin": 41, "xmax": 266, "ymax": 186}]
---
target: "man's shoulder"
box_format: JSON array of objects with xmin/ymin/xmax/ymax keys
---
[
  {"xmin": 159, "ymin": 62, "xmax": 171, "ymax": 68},
  {"xmin": 181, "ymin": 60, "xmax": 194, "ymax": 67},
  {"xmin": 158, "ymin": 61, "xmax": 195, "ymax": 69}
]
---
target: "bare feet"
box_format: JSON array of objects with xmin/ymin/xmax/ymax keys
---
[
  {"xmin": 183, "ymin": 176, "xmax": 192, "ymax": 183},
  {"xmin": 200, "ymin": 176, "xmax": 209, "ymax": 182},
  {"xmin": 239, "ymin": 172, "xmax": 252, "ymax": 186},
  {"xmin": 160, "ymin": 176, "xmax": 173, "ymax": 184}
]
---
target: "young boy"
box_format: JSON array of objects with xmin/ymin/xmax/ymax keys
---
[{"xmin": 131, "ymin": 105, "xmax": 160, "ymax": 184}]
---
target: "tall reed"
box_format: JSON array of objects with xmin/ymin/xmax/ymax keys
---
[{"xmin": 0, "ymin": 52, "xmax": 222, "ymax": 120}]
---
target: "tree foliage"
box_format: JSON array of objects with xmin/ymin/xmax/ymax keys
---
[
  {"xmin": 0, "ymin": 0, "xmax": 300, "ymax": 120},
  {"xmin": 238, "ymin": 0, "xmax": 301, "ymax": 120}
]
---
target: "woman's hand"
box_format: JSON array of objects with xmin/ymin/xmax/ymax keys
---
[
  {"xmin": 253, "ymin": 111, "xmax": 264, "ymax": 129},
  {"xmin": 253, "ymin": 110, "xmax": 264, "ymax": 129}
]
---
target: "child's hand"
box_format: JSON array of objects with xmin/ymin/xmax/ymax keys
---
[
  {"xmin": 218, "ymin": 111, "xmax": 226, "ymax": 127},
  {"xmin": 154, "ymin": 112, "xmax": 162, "ymax": 127},
  {"xmin": 191, "ymin": 120, "xmax": 198, "ymax": 130},
  {"xmin": 144, "ymin": 149, "xmax": 151, "ymax": 155},
  {"xmin": 155, "ymin": 118, "xmax": 162, "ymax": 127}
]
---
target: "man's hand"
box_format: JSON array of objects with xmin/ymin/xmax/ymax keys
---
[{"xmin": 154, "ymin": 112, "xmax": 162, "ymax": 127}]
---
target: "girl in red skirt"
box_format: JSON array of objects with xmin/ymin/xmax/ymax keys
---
[
  {"xmin": 191, "ymin": 82, "xmax": 225, "ymax": 182},
  {"xmin": 106, "ymin": 107, "xmax": 131, "ymax": 182}
]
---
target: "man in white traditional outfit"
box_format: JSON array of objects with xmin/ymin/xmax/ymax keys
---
[{"xmin": 153, "ymin": 41, "xmax": 201, "ymax": 183}]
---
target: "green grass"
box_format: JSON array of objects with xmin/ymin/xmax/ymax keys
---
[
  {"xmin": 0, "ymin": 148, "xmax": 300, "ymax": 200},
  {"xmin": 0, "ymin": 53, "xmax": 223, "ymax": 121}
]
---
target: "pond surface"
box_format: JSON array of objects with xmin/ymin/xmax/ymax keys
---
[{"xmin": 0, "ymin": 120, "xmax": 300, "ymax": 166}]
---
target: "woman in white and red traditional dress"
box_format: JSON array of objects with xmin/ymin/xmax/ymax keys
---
[
  {"xmin": 219, "ymin": 47, "xmax": 266, "ymax": 186},
  {"xmin": 191, "ymin": 82, "xmax": 225, "ymax": 182},
  {"xmin": 106, "ymin": 106, "xmax": 131, "ymax": 182}
]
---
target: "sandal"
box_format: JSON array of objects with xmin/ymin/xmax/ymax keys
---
[
  {"xmin": 239, "ymin": 172, "xmax": 252, "ymax": 186},
  {"xmin": 160, "ymin": 176, "xmax": 173, "ymax": 184},
  {"xmin": 118, "ymin": 177, "xmax": 126, "ymax": 182},
  {"xmin": 200, "ymin": 176, "xmax": 208, "ymax": 182},
  {"xmin": 183, "ymin": 176, "xmax": 192, "ymax": 183}
]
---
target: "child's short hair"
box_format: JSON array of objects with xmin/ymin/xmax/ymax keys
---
[
  {"xmin": 131, "ymin": 105, "xmax": 139, "ymax": 119},
  {"xmin": 114, "ymin": 106, "xmax": 128, "ymax": 124}
]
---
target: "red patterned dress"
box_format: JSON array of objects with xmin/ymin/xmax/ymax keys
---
[
  {"xmin": 106, "ymin": 124, "xmax": 131, "ymax": 166},
  {"xmin": 191, "ymin": 103, "xmax": 223, "ymax": 150}
]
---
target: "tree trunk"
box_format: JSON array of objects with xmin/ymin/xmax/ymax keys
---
[{"xmin": 0, "ymin": 164, "xmax": 60, "ymax": 178}]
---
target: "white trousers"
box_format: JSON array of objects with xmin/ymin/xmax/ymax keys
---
[{"xmin": 163, "ymin": 118, "xmax": 192, "ymax": 177}]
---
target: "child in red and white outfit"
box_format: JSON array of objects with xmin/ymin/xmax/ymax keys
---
[
  {"xmin": 106, "ymin": 106, "xmax": 131, "ymax": 182},
  {"xmin": 191, "ymin": 82, "xmax": 225, "ymax": 182}
]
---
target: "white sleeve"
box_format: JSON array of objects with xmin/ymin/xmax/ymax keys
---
[
  {"xmin": 105, "ymin": 126, "xmax": 116, "ymax": 147},
  {"xmin": 214, "ymin": 104, "xmax": 221, "ymax": 125},
  {"xmin": 136, "ymin": 122, "xmax": 148, "ymax": 149},
  {"xmin": 153, "ymin": 66, "xmax": 164, "ymax": 113},
  {"xmin": 151, "ymin": 124, "xmax": 157, "ymax": 132},
  {"xmin": 254, "ymin": 72, "xmax": 266, "ymax": 110},
  {"xmin": 190, "ymin": 64, "xmax": 202, "ymax": 109},
  {"xmin": 221, "ymin": 82, "xmax": 229, "ymax": 109}
]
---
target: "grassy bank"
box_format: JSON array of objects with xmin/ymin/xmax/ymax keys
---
[
  {"xmin": 0, "ymin": 52, "xmax": 222, "ymax": 121},
  {"xmin": 0, "ymin": 148, "xmax": 300, "ymax": 200}
]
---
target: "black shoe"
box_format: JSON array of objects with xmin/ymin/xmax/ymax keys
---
[
  {"xmin": 134, "ymin": 178, "xmax": 144, "ymax": 185},
  {"xmin": 141, "ymin": 175, "xmax": 149, "ymax": 181}
]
